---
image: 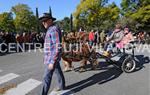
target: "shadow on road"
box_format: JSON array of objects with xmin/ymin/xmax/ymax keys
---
[
  {"xmin": 135, "ymin": 55, "xmax": 150, "ymax": 65},
  {"xmin": 134, "ymin": 54, "xmax": 150, "ymax": 71},
  {"xmin": 66, "ymin": 67, "xmax": 123, "ymax": 94}
]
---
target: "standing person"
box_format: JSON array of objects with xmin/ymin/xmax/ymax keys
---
[
  {"xmin": 100, "ymin": 30, "xmax": 106, "ymax": 47},
  {"xmin": 94, "ymin": 30, "xmax": 98, "ymax": 46},
  {"xmin": 39, "ymin": 13, "xmax": 65, "ymax": 95},
  {"xmin": 89, "ymin": 30, "xmax": 95, "ymax": 47}
]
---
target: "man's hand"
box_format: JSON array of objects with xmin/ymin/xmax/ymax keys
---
[{"xmin": 48, "ymin": 64, "xmax": 54, "ymax": 70}]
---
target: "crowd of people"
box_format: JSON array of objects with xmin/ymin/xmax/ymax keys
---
[
  {"xmin": 81, "ymin": 27, "xmax": 150, "ymax": 48},
  {"xmin": 134, "ymin": 31, "xmax": 150, "ymax": 44},
  {"xmin": 0, "ymin": 26, "xmax": 149, "ymax": 55},
  {"xmin": 0, "ymin": 31, "xmax": 45, "ymax": 54},
  {"xmin": 65, "ymin": 25, "xmax": 150, "ymax": 57}
]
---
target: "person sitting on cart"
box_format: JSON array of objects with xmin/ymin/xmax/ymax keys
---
[
  {"xmin": 116, "ymin": 26, "xmax": 134, "ymax": 49},
  {"xmin": 103, "ymin": 24, "xmax": 124, "ymax": 57}
]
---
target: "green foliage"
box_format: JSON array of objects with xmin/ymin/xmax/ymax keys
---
[
  {"xmin": 0, "ymin": 12, "xmax": 15, "ymax": 32},
  {"xmin": 73, "ymin": 0, "xmax": 119, "ymax": 31},
  {"xmin": 11, "ymin": 4, "xmax": 38, "ymax": 32},
  {"xmin": 72, "ymin": 0, "xmax": 149, "ymax": 32},
  {"xmin": 131, "ymin": 5, "xmax": 150, "ymax": 31},
  {"xmin": 0, "ymin": 1, "xmax": 149, "ymax": 33},
  {"xmin": 120, "ymin": 0, "xmax": 150, "ymax": 31},
  {"xmin": 56, "ymin": 17, "xmax": 71, "ymax": 32}
]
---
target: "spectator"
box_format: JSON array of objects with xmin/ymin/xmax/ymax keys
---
[{"xmin": 89, "ymin": 30, "xmax": 95, "ymax": 47}]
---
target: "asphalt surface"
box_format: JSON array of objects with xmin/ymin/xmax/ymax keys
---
[{"xmin": 0, "ymin": 45, "xmax": 149, "ymax": 95}]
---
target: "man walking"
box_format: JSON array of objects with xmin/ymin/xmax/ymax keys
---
[{"xmin": 39, "ymin": 13, "xmax": 65, "ymax": 95}]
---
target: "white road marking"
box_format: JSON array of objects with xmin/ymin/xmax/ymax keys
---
[
  {"xmin": 5, "ymin": 78, "xmax": 42, "ymax": 95},
  {"xmin": 0, "ymin": 69, "xmax": 2, "ymax": 73},
  {"xmin": 0, "ymin": 73, "xmax": 19, "ymax": 85}
]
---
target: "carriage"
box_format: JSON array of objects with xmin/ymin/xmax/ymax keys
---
[
  {"xmin": 95, "ymin": 41, "xmax": 136, "ymax": 73},
  {"xmin": 61, "ymin": 32, "xmax": 136, "ymax": 73}
]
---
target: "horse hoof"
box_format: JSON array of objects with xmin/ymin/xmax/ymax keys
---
[
  {"xmin": 70, "ymin": 67, "xmax": 74, "ymax": 71},
  {"xmin": 63, "ymin": 69, "xmax": 70, "ymax": 72},
  {"xmin": 79, "ymin": 69, "xmax": 86, "ymax": 73},
  {"xmin": 91, "ymin": 67, "xmax": 97, "ymax": 70},
  {"xmin": 91, "ymin": 65, "xmax": 100, "ymax": 70},
  {"xmin": 63, "ymin": 69, "xmax": 69, "ymax": 72},
  {"xmin": 63, "ymin": 68, "xmax": 73, "ymax": 72}
]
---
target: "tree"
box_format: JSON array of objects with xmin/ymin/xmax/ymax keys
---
[
  {"xmin": 36, "ymin": 7, "xmax": 40, "ymax": 32},
  {"xmin": 121, "ymin": 0, "xmax": 150, "ymax": 31},
  {"xmin": 70, "ymin": 14, "xmax": 73, "ymax": 31},
  {"xmin": 0, "ymin": 12, "xmax": 15, "ymax": 32},
  {"xmin": 49, "ymin": 6, "xmax": 52, "ymax": 17},
  {"xmin": 130, "ymin": 5, "xmax": 150, "ymax": 31},
  {"xmin": 11, "ymin": 4, "xmax": 37, "ymax": 32},
  {"xmin": 73, "ymin": 0, "xmax": 119, "ymax": 31},
  {"xmin": 98, "ymin": 2, "xmax": 120, "ymax": 30},
  {"xmin": 56, "ymin": 17, "xmax": 71, "ymax": 32}
]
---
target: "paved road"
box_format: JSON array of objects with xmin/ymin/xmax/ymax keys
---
[{"xmin": 0, "ymin": 46, "xmax": 149, "ymax": 95}]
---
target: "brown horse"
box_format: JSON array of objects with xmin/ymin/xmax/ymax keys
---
[{"xmin": 62, "ymin": 32, "xmax": 99, "ymax": 72}]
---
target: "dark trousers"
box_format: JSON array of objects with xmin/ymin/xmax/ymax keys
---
[{"xmin": 41, "ymin": 62, "xmax": 65, "ymax": 95}]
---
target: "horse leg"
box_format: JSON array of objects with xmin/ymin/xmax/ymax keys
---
[
  {"xmin": 68, "ymin": 60, "xmax": 74, "ymax": 71},
  {"xmin": 91, "ymin": 59, "xmax": 99, "ymax": 70},
  {"xmin": 63, "ymin": 59, "xmax": 73, "ymax": 72},
  {"xmin": 79, "ymin": 59, "xmax": 87, "ymax": 72},
  {"xmin": 62, "ymin": 60, "xmax": 68, "ymax": 71}
]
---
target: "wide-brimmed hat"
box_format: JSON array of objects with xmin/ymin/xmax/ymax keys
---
[{"xmin": 39, "ymin": 13, "xmax": 56, "ymax": 22}]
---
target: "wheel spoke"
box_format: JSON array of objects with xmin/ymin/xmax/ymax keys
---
[
  {"xmin": 125, "ymin": 61, "xmax": 134, "ymax": 71},
  {"xmin": 122, "ymin": 58, "xmax": 136, "ymax": 73}
]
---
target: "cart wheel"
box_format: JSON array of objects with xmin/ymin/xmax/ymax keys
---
[{"xmin": 121, "ymin": 55, "xmax": 136, "ymax": 73}]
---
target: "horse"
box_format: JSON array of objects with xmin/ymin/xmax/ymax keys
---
[{"xmin": 61, "ymin": 32, "xmax": 99, "ymax": 72}]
